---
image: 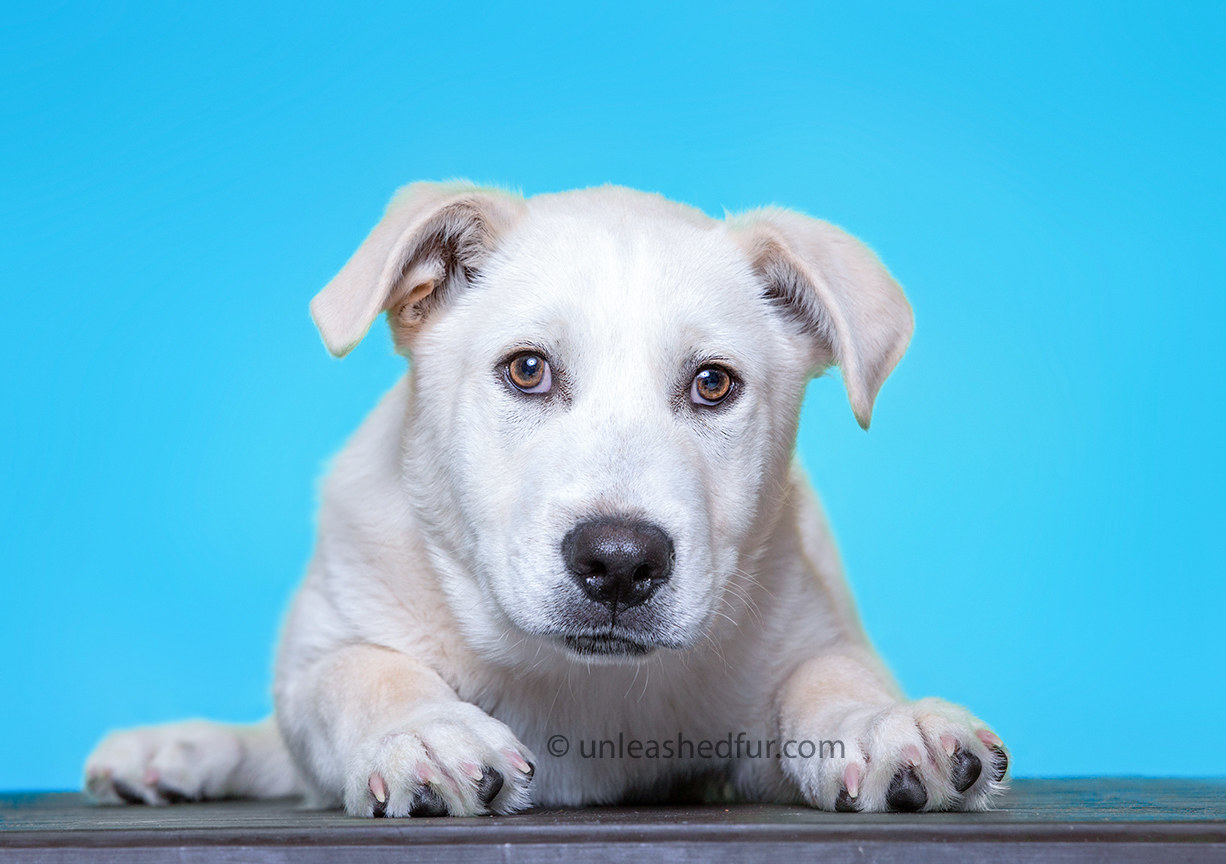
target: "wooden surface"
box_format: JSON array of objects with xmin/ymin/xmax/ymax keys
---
[{"xmin": 1, "ymin": 779, "xmax": 1223, "ymax": 862}]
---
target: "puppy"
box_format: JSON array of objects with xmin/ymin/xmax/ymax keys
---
[{"xmin": 85, "ymin": 182, "xmax": 1008, "ymax": 815}]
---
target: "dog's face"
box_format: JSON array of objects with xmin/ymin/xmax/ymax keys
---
[
  {"xmin": 410, "ymin": 191, "xmax": 810, "ymax": 659},
  {"xmin": 311, "ymin": 183, "xmax": 912, "ymax": 664}
]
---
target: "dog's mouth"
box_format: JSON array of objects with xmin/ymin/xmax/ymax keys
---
[{"xmin": 561, "ymin": 633, "xmax": 655, "ymax": 658}]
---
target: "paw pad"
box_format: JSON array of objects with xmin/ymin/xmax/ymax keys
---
[
  {"xmin": 885, "ymin": 765, "xmax": 927, "ymax": 812},
  {"xmin": 950, "ymin": 748, "xmax": 982, "ymax": 793}
]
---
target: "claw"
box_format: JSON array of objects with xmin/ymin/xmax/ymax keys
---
[
  {"xmin": 975, "ymin": 729, "xmax": 1003, "ymax": 749},
  {"xmin": 476, "ymin": 767, "xmax": 504, "ymax": 807},
  {"xmin": 843, "ymin": 763, "xmax": 862, "ymax": 799},
  {"xmin": 505, "ymin": 749, "xmax": 533, "ymax": 775},
  {"xmin": 369, "ymin": 772, "xmax": 388, "ymax": 803},
  {"xmin": 835, "ymin": 763, "xmax": 862, "ymax": 812},
  {"xmin": 369, "ymin": 773, "xmax": 388, "ymax": 817},
  {"xmin": 461, "ymin": 761, "xmax": 485, "ymax": 782}
]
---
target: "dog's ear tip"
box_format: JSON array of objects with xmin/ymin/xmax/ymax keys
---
[
  {"xmin": 851, "ymin": 396, "xmax": 874, "ymax": 430},
  {"xmin": 322, "ymin": 339, "xmax": 357, "ymax": 359},
  {"xmin": 310, "ymin": 295, "xmax": 361, "ymax": 358},
  {"xmin": 316, "ymin": 326, "xmax": 362, "ymax": 358},
  {"xmin": 315, "ymin": 330, "xmax": 358, "ymax": 359}
]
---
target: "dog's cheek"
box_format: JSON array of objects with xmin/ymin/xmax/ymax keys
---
[
  {"xmin": 702, "ymin": 416, "xmax": 775, "ymax": 546},
  {"xmin": 458, "ymin": 463, "xmax": 564, "ymax": 632}
]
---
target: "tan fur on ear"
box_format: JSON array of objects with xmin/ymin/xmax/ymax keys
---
[
  {"xmin": 310, "ymin": 182, "xmax": 524, "ymax": 357},
  {"xmin": 728, "ymin": 208, "xmax": 914, "ymax": 429}
]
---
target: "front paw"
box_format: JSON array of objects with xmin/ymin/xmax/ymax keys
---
[
  {"xmin": 785, "ymin": 698, "xmax": 1008, "ymax": 813},
  {"xmin": 346, "ymin": 702, "xmax": 536, "ymax": 817},
  {"xmin": 84, "ymin": 720, "xmax": 244, "ymax": 805}
]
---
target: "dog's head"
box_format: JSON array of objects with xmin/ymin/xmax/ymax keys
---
[{"xmin": 311, "ymin": 182, "xmax": 912, "ymax": 664}]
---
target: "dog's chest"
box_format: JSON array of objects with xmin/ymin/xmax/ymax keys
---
[{"xmin": 465, "ymin": 657, "xmax": 776, "ymax": 805}]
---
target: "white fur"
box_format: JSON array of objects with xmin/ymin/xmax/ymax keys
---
[{"xmin": 84, "ymin": 182, "xmax": 1008, "ymax": 815}]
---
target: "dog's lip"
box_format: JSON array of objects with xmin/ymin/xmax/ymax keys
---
[{"xmin": 560, "ymin": 633, "xmax": 655, "ymax": 657}]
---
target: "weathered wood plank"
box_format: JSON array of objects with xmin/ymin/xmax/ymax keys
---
[{"xmin": 1, "ymin": 779, "xmax": 1223, "ymax": 863}]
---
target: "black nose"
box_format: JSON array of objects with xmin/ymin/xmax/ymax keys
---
[{"xmin": 562, "ymin": 518, "xmax": 675, "ymax": 612}]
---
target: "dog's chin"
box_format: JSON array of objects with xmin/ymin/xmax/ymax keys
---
[{"xmin": 560, "ymin": 633, "xmax": 656, "ymax": 661}]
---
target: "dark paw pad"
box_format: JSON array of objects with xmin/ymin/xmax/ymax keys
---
[
  {"xmin": 111, "ymin": 780, "xmax": 147, "ymax": 805},
  {"xmin": 989, "ymin": 746, "xmax": 1008, "ymax": 782},
  {"xmin": 950, "ymin": 748, "xmax": 982, "ymax": 792},
  {"xmin": 409, "ymin": 785, "xmax": 449, "ymax": 817},
  {"xmin": 886, "ymin": 766, "xmax": 928, "ymax": 812},
  {"xmin": 154, "ymin": 782, "xmax": 195, "ymax": 804},
  {"xmin": 835, "ymin": 787, "xmax": 859, "ymax": 812},
  {"xmin": 476, "ymin": 767, "xmax": 504, "ymax": 807}
]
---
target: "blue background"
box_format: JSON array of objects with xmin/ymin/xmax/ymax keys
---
[{"xmin": 2, "ymin": 1, "xmax": 1223, "ymax": 790}]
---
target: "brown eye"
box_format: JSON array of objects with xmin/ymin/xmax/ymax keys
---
[
  {"xmin": 507, "ymin": 352, "xmax": 552, "ymax": 394},
  {"xmin": 691, "ymin": 366, "xmax": 733, "ymax": 405}
]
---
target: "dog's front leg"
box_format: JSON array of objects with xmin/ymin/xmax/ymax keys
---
[
  {"xmin": 775, "ymin": 650, "xmax": 1008, "ymax": 812},
  {"xmin": 277, "ymin": 643, "xmax": 535, "ymax": 817}
]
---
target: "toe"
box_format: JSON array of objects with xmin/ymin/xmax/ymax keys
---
[
  {"xmin": 834, "ymin": 787, "xmax": 859, "ymax": 812},
  {"xmin": 950, "ymin": 748, "xmax": 983, "ymax": 792},
  {"xmin": 989, "ymin": 746, "xmax": 1008, "ymax": 781},
  {"xmin": 476, "ymin": 767, "xmax": 504, "ymax": 808},
  {"xmin": 152, "ymin": 782, "xmax": 193, "ymax": 804},
  {"xmin": 409, "ymin": 785, "xmax": 450, "ymax": 817},
  {"xmin": 111, "ymin": 779, "xmax": 150, "ymax": 806},
  {"xmin": 834, "ymin": 762, "xmax": 862, "ymax": 812},
  {"xmin": 885, "ymin": 766, "xmax": 928, "ymax": 812}
]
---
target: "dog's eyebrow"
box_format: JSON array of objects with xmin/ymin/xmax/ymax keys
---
[
  {"xmin": 497, "ymin": 338, "xmax": 552, "ymax": 355},
  {"xmin": 680, "ymin": 350, "xmax": 746, "ymax": 376}
]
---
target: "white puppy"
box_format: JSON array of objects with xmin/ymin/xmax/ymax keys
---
[{"xmin": 85, "ymin": 182, "xmax": 1008, "ymax": 816}]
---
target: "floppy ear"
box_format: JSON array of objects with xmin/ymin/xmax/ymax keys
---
[
  {"xmin": 310, "ymin": 181, "xmax": 524, "ymax": 357},
  {"xmin": 728, "ymin": 208, "xmax": 914, "ymax": 429}
]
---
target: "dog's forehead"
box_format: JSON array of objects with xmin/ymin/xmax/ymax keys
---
[{"xmin": 474, "ymin": 187, "xmax": 764, "ymax": 351}]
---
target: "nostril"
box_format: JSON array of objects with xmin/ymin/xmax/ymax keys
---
[{"xmin": 561, "ymin": 517, "xmax": 675, "ymax": 611}]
